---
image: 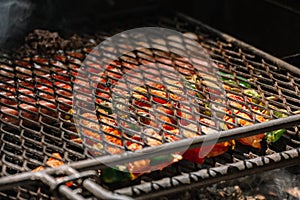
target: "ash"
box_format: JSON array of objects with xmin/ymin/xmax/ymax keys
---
[{"xmin": 163, "ymin": 167, "xmax": 300, "ymax": 200}]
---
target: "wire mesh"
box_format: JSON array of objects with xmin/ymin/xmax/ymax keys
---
[{"xmin": 0, "ymin": 11, "xmax": 299, "ymax": 199}]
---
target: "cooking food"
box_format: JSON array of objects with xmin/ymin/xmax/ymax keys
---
[
  {"xmin": 0, "ymin": 63, "xmax": 75, "ymax": 125},
  {"xmin": 33, "ymin": 153, "xmax": 73, "ymax": 187},
  {"xmin": 72, "ymin": 53, "xmax": 288, "ymax": 183},
  {"xmin": 33, "ymin": 153, "xmax": 65, "ymax": 172},
  {"xmin": 1, "ymin": 51, "xmax": 288, "ymax": 184}
]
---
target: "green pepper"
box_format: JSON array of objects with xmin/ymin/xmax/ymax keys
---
[
  {"xmin": 98, "ymin": 101, "xmax": 113, "ymax": 114},
  {"xmin": 264, "ymin": 110, "xmax": 288, "ymax": 143},
  {"xmin": 185, "ymin": 80, "xmax": 197, "ymax": 90},
  {"xmin": 101, "ymin": 165, "xmax": 134, "ymax": 184},
  {"xmin": 217, "ymin": 71, "xmax": 251, "ymax": 88},
  {"xmin": 222, "ymin": 78, "xmax": 238, "ymax": 86},
  {"xmin": 243, "ymin": 89, "xmax": 261, "ymax": 98},
  {"xmin": 265, "ymin": 129, "xmax": 285, "ymax": 143},
  {"xmin": 126, "ymin": 122, "xmax": 141, "ymax": 132},
  {"xmin": 150, "ymin": 154, "xmax": 174, "ymax": 166},
  {"xmin": 243, "ymin": 89, "xmax": 262, "ymax": 104},
  {"xmin": 273, "ymin": 110, "xmax": 288, "ymax": 118}
]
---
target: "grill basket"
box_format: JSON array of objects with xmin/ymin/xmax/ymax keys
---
[{"xmin": 0, "ymin": 10, "xmax": 300, "ymax": 200}]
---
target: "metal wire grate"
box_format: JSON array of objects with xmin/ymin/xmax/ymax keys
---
[{"xmin": 0, "ymin": 10, "xmax": 299, "ymax": 199}]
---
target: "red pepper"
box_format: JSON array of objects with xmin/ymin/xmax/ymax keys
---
[
  {"xmin": 126, "ymin": 135, "xmax": 143, "ymax": 151},
  {"xmin": 182, "ymin": 118, "xmax": 231, "ymax": 163},
  {"xmin": 151, "ymin": 90, "xmax": 168, "ymax": 104},
  {"xmin": 156, "ymin": 104, "xmax": 174, "ymax": 116},
  {"xmin": 176, "ymin": 103, "xmax": 195, "ymax": 126},
  {"xmin": 182, "ymin": 148, "xmax": 205, "ymax": 164},
  {"xmin": 224, "ymin": 93, "xmax": 266, "ymax": 149}
]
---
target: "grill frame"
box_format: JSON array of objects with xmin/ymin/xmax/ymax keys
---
[{"xmin": 0, "ymin": 9, "xmax": 300, "ymax": 200}]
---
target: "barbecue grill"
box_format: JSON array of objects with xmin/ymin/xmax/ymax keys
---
[{"xmin": 0, "ymin": 2, "xmax": 300, "ymax": 200}]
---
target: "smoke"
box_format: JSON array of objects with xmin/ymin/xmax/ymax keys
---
[
  {"xmin": 234, "ymin": 168, "xmax": 300, "ymax": 199},
  {"xmin": 0, "ymin": 0, "xmax": 33, "ymax": 47}
]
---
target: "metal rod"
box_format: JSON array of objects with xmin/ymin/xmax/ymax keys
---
[
  {"xmin": 176, "ymin": 12, "xmax": 300, "ymax": 76},
  {"xmin": 0, "ymin": 171, "xmax": 42, "ymax": 191},
  {"xmin": 67, "ymin": 114, "xmax": 300, "ymax": 171},
  {"xmin": 263, "ymin": 0, "xmax": 300, "ymax": 15},
  {"xmin": 0, "ymin": 114, "xmax": 299, "ymax": 192},
  {"xmin": 116, "ymin": 148, "xmax": 300, "ymax": 199},
  {"xmin": 59, "ymin": 185, "xmax": 86, "ymax": 200},
  {"xmin": 82, "ymin": 179, "xmax": 134, "ymax": 200}
]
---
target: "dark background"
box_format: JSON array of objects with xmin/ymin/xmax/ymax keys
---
[
  {"xmin": 167, "ymin": 0, "xmax": 300, "ymax": 60},
  {"xmin": 1, "ymin": 0, "xmax": 299, "ymax": 63}
]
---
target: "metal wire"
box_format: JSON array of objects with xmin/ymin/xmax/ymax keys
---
[{"xmin": 0, "ymin": 10, "xmax": 299, "ymax": 199}]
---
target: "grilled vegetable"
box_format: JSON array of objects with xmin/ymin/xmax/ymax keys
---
[
  {"xmin": 264, "ymin": 110, "xmax": 288, "ymax": 142},
  {"xmin": 182, "ymin": 148, "xmax": 205, "ymax": 163},
  {"xmin": 244, "ymin": 89, "xmax": 288, "ymax": 143},
  {"xmin": 223, "ymin": 92, "xmax": 266, "ymax": 148},
  {"xmin": 101, "ymin": 165, "xmax": 135, "ymax": 184},
  {"xmin": 97, "ymin": 101, "xmax": 113, "ymax": 114},
  {"xmin": 217, "ymin": 71, "xmax": 251, "ymax": 88},
  {"xmin": 243, "ymin": 89, "xmax": 261, "ymax": 98},
  {"xmin": 9, "ymin": 53, "xmax": 289, "ymax": 185},
  {"xmin": 150, "ymin": 154, "xmax": 174, "ymax": 166},
  {"xmin": 265, "ymin": 128, "xmax": 285, "ymax": 143},
  {"xmin": 223, "ymin": 84, "xmax": 288, "ymax": 147}
]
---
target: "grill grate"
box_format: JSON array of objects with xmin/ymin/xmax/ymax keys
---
[{"xmin": 0, "ymin": 11, "xmax": 299, "ymax": 199}]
